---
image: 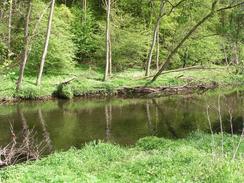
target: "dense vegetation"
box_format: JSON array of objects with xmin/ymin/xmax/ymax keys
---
[
  {"xmin": 0, "ymin": 133, "xmax": 243, "ymax": 182},
  {"xmin": 0, "ymin": 1, "xmax": 244, "ymax": 181},
  {"xmin": 0, "ymin": 0, "xmax": 243, "ymax": 99}
]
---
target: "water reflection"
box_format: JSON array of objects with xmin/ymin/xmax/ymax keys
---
[
  {"xmin": 105, "ymin": 103, "xmax": 112, "ymax": 142},
  {"xmin": 0, "ymin": 92, "xmax": 243, "ymax": 152},
  {"xmin": 0, "ymin": 107, "xmax": 51, "ymax": 167},
  {"xmin": 38, "ymin": 109, "xmax": 53, "ymax": 152}
]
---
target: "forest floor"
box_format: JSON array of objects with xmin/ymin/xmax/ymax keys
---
[
  {"xmin": 0, "ymin": 132, "xmax": 243, "ymax": 182},
  {"xmin": 0, "ymin": 65, "xmax": 243, "ymax": 102}
]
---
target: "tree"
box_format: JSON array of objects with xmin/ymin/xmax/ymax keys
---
[
  {"xmin": 16, "ymin": 0, "xmax": 32, "ymax": 92},
  {"xmin": 151, "ymin": 0, "xmax": 244, "ymax": 82},
  {"xmin": 83, "ymin": 0, "xmax": 87, "ymax": 22},
  {"xmin": 8, "ymin": 0, "xmax": 12, "ymax": 58},
  {"xmin": 104, "ymin": 0, "xmax": 111, "ymax": 81},
  {"xmin": 156, "ymin": 25, "xmax": 160, "ymax": 71},
  {"xmin": 218, "ymin": 3, "xmax": 244, "ymax": 65},
  {"xmin": 145, "ymin": 0, "xmax": 165, "ymax": 76},
  {"xmin": 145, "ymin": 0, "xmax": 186, "ymax": 76},
  {"xmin": 36, "ymin": 0, "xmax": 56, "ymax": 86}
]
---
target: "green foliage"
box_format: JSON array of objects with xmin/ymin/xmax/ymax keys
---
[
  {"xmin": 176, "ymin": 35, "xmax": 224, "ymax": 67},
  {"xmin": 15, "ymin": 86, "xmax": 43, "ymax": 100},
  {"xmin": 0, "ymin": 0, "xmax": 243, "ymax": 90},
  {"xmin": 71, "ymin": 7, "xmax": 98, "ymax": 62},
  {"xmin": 26, "ymin": 1, "xmax": 76, "ymax": 75},
  {"xmin": 0, "ymin": 42, "xmax": 7, "ymax": 63},
  {"xmin": 1, "ymin": 66, "xmax": 243, "ymax": 101},
  {"xmin": 0, "ymin": 133, "xmax": 243, "ymax": 182},
  {"xmin": 93, "ymin": 9, "xmax": 151, "ymax": 71},
  {"xmin": 56, "ymin": 84, "xmax": 74, "ymax": 99},
  {"xmin": 111, "ymin": 15, "xmax": 150, "ymax": 71}
]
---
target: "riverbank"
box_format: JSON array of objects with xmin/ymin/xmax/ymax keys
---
[
  {"xmin": 0, "ymin": 132, "xmax": 243, "ymax": 182},
  {"xmin": 1, "ymin": 65, "xmax": 243, "ymax": 102}
]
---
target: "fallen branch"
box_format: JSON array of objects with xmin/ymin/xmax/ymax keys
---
[
  {"xmin": 118, "ymin": 81, "xmax": 218, "ymax": 97},
  {"xmin": 58, "ymin": 76, "xmax": 77, "ymax": 85}
]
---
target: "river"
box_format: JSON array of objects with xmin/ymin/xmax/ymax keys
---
[{"xmin": 0, "ymin": 91, "xmax": 243, "ymax": 154}]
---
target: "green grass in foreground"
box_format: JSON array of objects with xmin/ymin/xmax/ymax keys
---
[
  {"xmin": 0, "ymin": 65, "xmax": 243, "ymax": 100},
  {"xmin": 0, "ymin": 132, "xmax": 243, "ymax": 182}
]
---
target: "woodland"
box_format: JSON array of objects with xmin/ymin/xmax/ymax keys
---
[
  {"xmin": 0, "ymin": 0, "xmax": 243, "ymax": 100},
  {"xmin": 0, "ymin": 1, "xmax": 244, "ymax": 182}
]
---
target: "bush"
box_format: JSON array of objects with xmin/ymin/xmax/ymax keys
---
[{"xmin": 15, "ymin": 86, "xmax": 41, "ymax": 99}]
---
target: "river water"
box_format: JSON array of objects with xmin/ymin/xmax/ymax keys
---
[{"xmin": 0, "ymin": 91, "xmax": 243, "ymax": 153}]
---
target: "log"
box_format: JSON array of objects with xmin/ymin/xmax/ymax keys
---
[
  {"xmin": 118, "ymin": 81, "xmax": 218, "ymax": 97},
  {"xmin": 59, "ymin": 76, "xmax": 77, "ymax": 85}
]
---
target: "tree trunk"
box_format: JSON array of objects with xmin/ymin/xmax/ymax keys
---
[
  {"xmin": 104, "ymin": 0, "xmax": 111, "ymax": 81},
  {"xmin": 83, "ymin": 0, "xmax": 87, "ymax": 22},
  {"xmin": 156, "ymin": 26, "xmax": 160, "ymax": 71},
  {"xmin": 151, "ymin": 1, "xmax": 218, "ymax": 82},
  {"xmin": 36, "ymin": 0, "xmax": 55, "ymax": 86},
  {"xmin": 16, "ymin": 0, "xmax": 32, "ymax": 92},
  {"xmin": 8, "ymin": 0, "xmax": 13, "ymax": 58},
  {"xmin": 145, "ymin": 1, "xmax": 164, "ymax": 76},
  {"xmin": 108, "ymin": 39, "xmax": 112, "ymax": 76}
]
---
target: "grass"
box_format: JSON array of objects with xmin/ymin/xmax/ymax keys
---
[
  {"xmin": 0, "ymin": 65, "xmax": 243, "ymax": 100},
  {"xmin": 0, "ymin": 132, "xmax": 243, "ymax": 182}
]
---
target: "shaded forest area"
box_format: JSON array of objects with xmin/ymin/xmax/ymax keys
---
[{"xmin": 0, "ymin": 0, "xmax": 243, "ymax": 92}]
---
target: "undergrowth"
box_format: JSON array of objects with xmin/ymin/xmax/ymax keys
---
[{"xmin": 0, "ymin": 132, "xmax": 243, "ymax": 182}]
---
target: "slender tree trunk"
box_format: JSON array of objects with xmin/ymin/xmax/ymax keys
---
[
  {"xmin": 104, "ymin": 0, "xmax": 111, "ymax": 81},
  {"xmin": 8, "ymin": 0, "xmax": 13, "ymax": 58},
  {"xmin": 108, "ymin": 39, "xmax": 112, "ymax": 76},
  {"xmin": 36, "ymin": 0, "xmax": 55, "ymax": 86},
  {"xmin": 156, "ymin": 26, "xmax": 160, "ymax": 71},
  {"xmin": 16, "ymin": 0, "xmax": 32, "ymax": 92},
  {"xmin": 145, "ymin": 1, "xmax": 164, "ymax": 76},
  {"xmin": 151, "ymin": 1, "xmax": 218, "ymax": 82},
  {"xmin": 83, "ymin": 0, "xmax": 87, "ymax": 22}
]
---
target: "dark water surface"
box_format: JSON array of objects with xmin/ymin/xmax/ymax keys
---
[{"xmin": 0, "ymin": 92, "xmax": 243, "ymax": 152}]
